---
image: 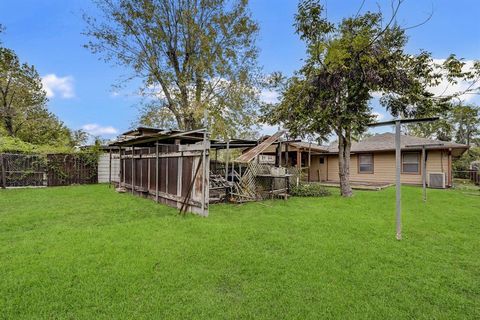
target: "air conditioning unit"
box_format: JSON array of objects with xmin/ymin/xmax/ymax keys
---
[{"xmin": 428, "ymin": 172, "xmax": 446, "ymax": 189}]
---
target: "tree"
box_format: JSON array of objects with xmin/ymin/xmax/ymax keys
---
[
  {"xmin": 70, "ymin": 129, "xmax": 90, "ymax": 147},
  {"xmin": 263, "ymin": 0, "xmax": 472, "ymax": 196},
  {"xmin": 407, "ymin": 103, "xmax": 480, "ymax": 146},
  {"xmin": 84, "ymin": 0, "xmax": 261, "ymax": 138},
  {"xmin": 0, "ymin": 47, "xmax": 48, "ymax": 137},
  {"xmin": 0, "ymin": 46, "xmax": 72, "ymax": 146},
  {"xmin": 452, "ymin": 104, "xmax": 479, "ymax": 146}
]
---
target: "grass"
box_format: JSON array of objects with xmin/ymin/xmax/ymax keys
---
[{"xmin": 0, "ymin": 184, "xmax": 479, "ymax": 319}]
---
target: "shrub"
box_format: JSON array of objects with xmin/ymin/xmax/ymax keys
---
[{"xmin": 290, "ymin": 183, "xmax": 331, "ymax": 197}]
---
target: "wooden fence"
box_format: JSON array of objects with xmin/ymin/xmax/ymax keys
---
[
  {"xmin": 0, "ymin": 153, "xmax": 97, "ymax": 188},
  {"xmin": 118, "ymin": 142, "xmax": 209, "ymax": 216},
  {"xmin": 469, "ymin": 170, "xmax": 480, "ymax": 185}
]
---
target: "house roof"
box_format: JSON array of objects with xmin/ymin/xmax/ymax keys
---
[
  {"xmin": 289, "ymin": 141, "xmax": 329, "ymax": 153},
  {"xmin": 326, "ymin": 133, "xmax": 469, "ymax": 156}
]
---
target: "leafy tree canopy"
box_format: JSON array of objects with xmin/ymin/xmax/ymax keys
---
[
  {"xmin": 84, "ymin": 0, "xmax": 262, "ymax": 139},
  {"xmin": 0, "ymin": 46, "xmax": 72, "ymax": 147},
  {"xmin": 262, "ymin": 0, "xmax": 478, "ymax": 196}
]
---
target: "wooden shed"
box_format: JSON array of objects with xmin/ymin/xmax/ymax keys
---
[{"xmin": 110, "ymin": 127, "xmax": 210, "ymax": 216}]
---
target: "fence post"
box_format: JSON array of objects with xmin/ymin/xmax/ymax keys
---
[
  {"xmin": 109, "ymin": 148, "xmax": 112, "ymax": 188},
  {"xmin": 0, "ymin": 154, "xmax": 6, "ymax": 189}
]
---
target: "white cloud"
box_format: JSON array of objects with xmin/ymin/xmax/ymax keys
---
[
  {"xmin": 260, "ymin": 89, "xmax": 279, "ymax": 104},
  {"xmin": 260, "ymin": 123, "xmax": 280, "ymax": 136},
  {"xmin": 41, "ymin": 74, "xmax": 75, "ymax": 99},
  {"xmin": 428, "ymin": 59, "xmax": 476, "ymax": 102},
  {"xmin": 372, "ymin": 111, "xmax": 385, "ymax": 121},
  {"xmin": 81, "ymin": 124, "xmax": 118, "ymax": 136}
]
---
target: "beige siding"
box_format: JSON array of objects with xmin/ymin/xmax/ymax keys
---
[
  {"xmin": 308, "ymin": 155, "xmax": 321, "ymax": 181},
  {"xmin": 326, "ymin": 150, "xmax": 449, "ymax": 185}
]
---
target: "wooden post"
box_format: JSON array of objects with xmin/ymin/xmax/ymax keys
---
[
  {"xmin": 203, "ymin": 110, "xmax": 209, "ymax": 216},
  {"xmin": 279, "ymin": 140, "xmax": 282, "ymax": 167},
  {"xmin": 422, "ymin": 146, "xmax": 426, "ymax": 202},
  {"xmin": 108, "ymin": 148, "xmax": 112, "ymax": 188},
  {"xmin": 155, "ymin": 142, "xmax": 159, "ymax": 203},
  {"xmin": 308, "ymin": 143, "xmax": 312, "ymax": 182},
  {"xmin": 0, "ymin": 154, "xmax": 6, "ymax": 189},
  {"xmin": 215, "ymin": 148, "xmax": 218, "ymax": 173},
  {"xmin": 296, "ymin": 150, "xmax": 301, "ymax": 169},
  {"xmin": 139, "ymin": 149, "xmax": 143, "ymax": 189},
  {"xmin": 225, "ymin": 139, "xmax": 229, "ymax": 181},
  {"xmin": 201, "ymin": 129, "xmax": 207, "ymax": 216},
  {"xmin": 285, "ymin": 143, "xmax": 289, "ymax": 167},
  {"xmin": 176, "ymin": 139, "xmax": 182, "ymax": 209},
  {"xmin": 131, "ymin": 146, "xmax": 135, "ymax": 194},
  {"xmin": 121, "ymin": 147, "xmax": 125, "ymax": 187},
  {"xmin": 395, "ymin": 120, "xmax": 402, "ymax": 240}
]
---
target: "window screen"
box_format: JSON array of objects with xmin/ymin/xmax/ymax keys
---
[
  {"xmin": 358, "ymin": 154, "xmax": 373, "ymax": 173},
  {"xmin": 402, "ymin": 152, "xmax": 420, "ymax": 173}
]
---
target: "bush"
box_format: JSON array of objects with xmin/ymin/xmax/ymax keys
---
[
  {"xmin": 290, "ymin": 183, "xmax": 331, "ymax": 197},
  {"xmin": 0, "ymin": 136, "xmax": 73, "ymax": 154}
]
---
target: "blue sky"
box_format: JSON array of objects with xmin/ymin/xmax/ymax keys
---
[{"xmin": 0, "ymin": 0, "xmax": 479, "ymax": 140}]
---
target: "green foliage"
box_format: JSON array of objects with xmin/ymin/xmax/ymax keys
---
[
  {"xmin": 290, "ymin": 182, "xmax": 331, "ymax": 197},
  {"xmin": 407, "ymin": 103, "xmax": 480, "ymax": 145},
  {"xmin": 0, "ymin": 44, "xmax": 72, "ymax": 146},
  {"xmin": 262, "ymin": 0, "xmax": 478, "ymax": 196},
  {"xmin": 84, "ymin": 0, "xmax": 262, "ymax": 139},
  {"xmin": 0, "ymin": 135, "xmax": 73, "ymax": 154},
  {"xmin": 453, "ymin": 146, "xmax": 480, "ymax": 178},
  {"xmin": 1, "ymin": 185, "xmax": 479, "ymax": 318}
]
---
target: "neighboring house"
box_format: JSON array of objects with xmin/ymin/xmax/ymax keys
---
[{"xmin": 312, "ymin": 133, "xmax": 468, "ymax": 187}]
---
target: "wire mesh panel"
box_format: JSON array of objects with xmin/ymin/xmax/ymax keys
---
[
  {"xmin": 0, "ymin": 153, "xmax": 46, "ymax": 187},
  {"xmin": 46, "ymin": 154, "xmax": 98, "ymax": 186},
  {"xmin": 0, "ymin": 153, "xmax": 98, "ymax": 187}
]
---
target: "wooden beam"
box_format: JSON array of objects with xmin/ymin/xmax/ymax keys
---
[{"xmin": 120, "ymin": 150, "xmax": 203, "ymax": 159}]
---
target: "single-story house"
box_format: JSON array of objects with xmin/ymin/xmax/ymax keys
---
[{"xmin": 308, "ymin": 133, "xmax": 468, "ymax": 187}]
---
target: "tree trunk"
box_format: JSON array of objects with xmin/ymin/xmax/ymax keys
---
[
  {"xmin": 337, "ymin": 132, "xmax": 353, "ymax": 197},
  {"xmin": 3, "ymin": 113, "xmax": 14, "ymax": 136}
]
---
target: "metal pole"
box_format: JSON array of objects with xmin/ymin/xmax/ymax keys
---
[
  {"xmin": 422, "ymin": 146, "xmax": 426, "ymax": 202},
  {"xmin": 155, "ymin": 141, "xmax": 159, "ymax": 203},
  {"xmin": 395, "ymin": 120, "xmax": 402, "ymax": 240}
]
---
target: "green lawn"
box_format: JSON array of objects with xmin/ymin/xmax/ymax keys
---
[{"xmin": 0, "ymin": 185, "xmax": 479, "ymax": 319}]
